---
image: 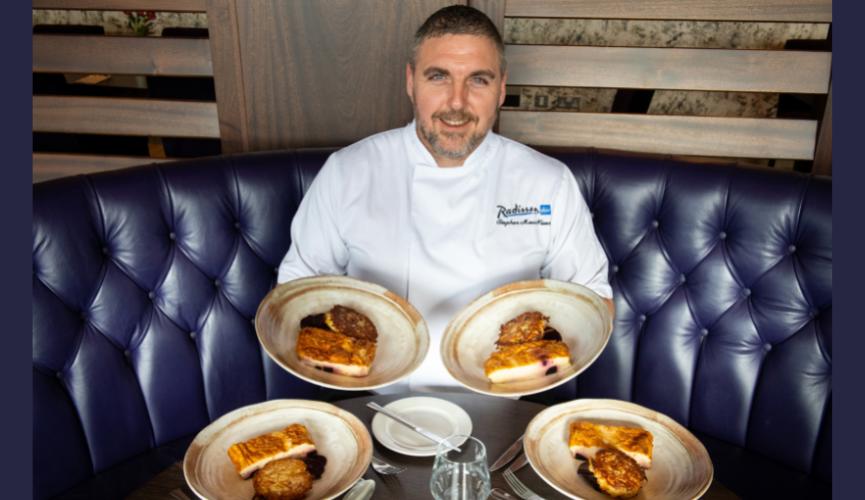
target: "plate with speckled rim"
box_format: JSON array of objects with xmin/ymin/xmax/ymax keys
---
[
  {"xmin": 440, "ymin": 279, "xmax": 613, "ymax": 397},
  {"xmin": 183, "ymin": 399, "xmax": 372, "ymax": 500},
  {"xmin": 255, "ymin": 275, "xmax": 429, "ymax": 390},
  {"xmin": 523, "ymin": 399, "xmax": 713, "ymax": 500}
]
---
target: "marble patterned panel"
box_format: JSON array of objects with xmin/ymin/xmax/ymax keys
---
[
  {"xmin": 504, "ymin": 19, "xmax": 829, "ymax": 49},
  {"xmin": 32, "ymin": 10, "xmax": 207, "ymax": 36}
]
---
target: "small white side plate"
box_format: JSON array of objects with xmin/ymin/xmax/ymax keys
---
[{"xmin": 371, "ymin": 397, "xmax": 473, "ymax": 457}]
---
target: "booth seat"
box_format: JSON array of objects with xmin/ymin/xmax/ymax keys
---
[{"xmin": 32, "ymin": 149, "xmax": 831, "ymax": 499}]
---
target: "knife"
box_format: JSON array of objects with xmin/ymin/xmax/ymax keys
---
[
  {"xmin": 490, "ymin": 433, "xmax": 524, "ymax": 472},
  {"xmin": 506, "ymin": 451, "xmax": 530, "ymax": 473},
  {"xmin": 367, "ymin": 402, "xmax": 462, "ymax": 452}
]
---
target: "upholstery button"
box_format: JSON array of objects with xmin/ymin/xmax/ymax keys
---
[
  {"xmin": 719, "ymin": 231, "xmax": 727, "ymax": 240},
  {"xmin": 810, "ymin": 308, "xmax": 819, "ymax": 319},
  {"xmin": 701, "ymin": 328, "xmax": 709, "ymax": 337},
  {"xmin": 743, "ymin": 288, "xmax": 751, "ymax": 297},
  {"xmin": 680, "ymin": 274, "xmax": 687, "ymax": 284},
  {"xmin": 612, "ymin": 265, "xmax": 619, "ymax": 273},
  {"xmin": 101, "ymin": 246, "xmax": 109, "ymax": 255},
  {"xmin": 651, "ymin": 220, "xmax": 659, "ymax": 228},
  {"xmin": 214, "ymin": 279, "xmax": 221, "ymax": 288},
  {"xmin": 788, "ymin": 244, "xmax": 797, "ymax": 254},
  {"xmin": 189, "ymin": 331, "xmax": 196, "ymax": 340},
  {"xmin": 80, "ymin": 312, "xmax": 87, "ymax": 322},
  {"xmin": 763, "ymin": 343, "xmax": 772, "ymax": 352},
  {"xmin": 639, "ymin": 314, "xmax": 647, "ymax": 322},
  {"xmin": 234, "ymin": 221, "xmax": 242, "ymax": 230},
  {"xmin": 148, "ymin": 291, "xmax": 155, "ymax": 300},
  {"xmin": 123, "ymin": 349, "xmax": 131, "ymax": 358},
  {"xmin": 56, "ymin": 372, "xmax": 63, "ymax": 379},
  {"xmin": 169, "ymin": 232, "xmax": 176, "ymax": 241}
]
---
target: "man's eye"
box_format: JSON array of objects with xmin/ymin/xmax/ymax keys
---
[
  {"xmin": 428, "ymin": 73, "xmax": 445, "ymax": 81},
  {"xmin": 470, "ymin": 76, "xmax": 490, "ymax": 86}
]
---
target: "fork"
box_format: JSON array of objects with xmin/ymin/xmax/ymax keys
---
[
  {"xmin": 502, "ymin": 468, "xmax": 544, "ymax": 500},
  {"xmin": 370, "ymin": 455, "xmax": 406, "ymax": 475}
]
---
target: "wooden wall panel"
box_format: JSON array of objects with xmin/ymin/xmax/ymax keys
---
[
  {"xmin": 208, "ymin": 0, "xmax": 459, "ymax": 151},
  {"xmin": 33, "ymin": 96, "xmax": 219, "ymax": 138},
  {"xmin": 33, "ymin": 153, "xmax": 171, "ymax": 183},
  {"xmin": 506, "ymin": 46, "xmax": 831, "ymax": 94},
  {"xmin": 503, "ymin": 0, "xmax": 832, "ymax": 22},
  {"xmin": 34, "ymin": 35, "xmax": 213, "ymax": 76},
  {"xmin": 32, "ymin": 0, "xmax": 206, "ymax": 11},
  {"xmin": 499, "ymin": 110, "xmax": 818, "ymax": 160}
]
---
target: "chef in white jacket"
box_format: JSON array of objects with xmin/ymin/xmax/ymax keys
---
[{"xmin": 278, "ymin": 5, "xmax": 613, "ymax": 393}]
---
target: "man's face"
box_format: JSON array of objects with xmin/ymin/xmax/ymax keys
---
[{"xmin": 407, "ymin": 34, "xmax": 507, "ymax": 167}]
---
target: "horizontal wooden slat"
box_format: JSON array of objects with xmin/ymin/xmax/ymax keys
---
[
  {"xmin": 33, "ymin": 96, "xmax": 220, "ymax": 138},
  {"xmin": 499, "ymin": 110, "xmax": 817, "ymax": 160},
  {"xmin": 504, "ymin": 0, "xmax": 832, "ymax": 22},
  {"xmin": 34, "ymin": 35, "xmax": 212, "ymax": 76},
  {"xmin": 506, "ymin": 45, "xmax": 831, "ymax": 94},
  {"xmin": 32, "ymin": 153, "xmax": 172, "ymax": 183},
  {"xmin": 32, "ymin": 0, "xmax": 205, "ymax": 11}
]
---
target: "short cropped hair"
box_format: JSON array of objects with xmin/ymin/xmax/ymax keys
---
[{"xmin": 409, "ymin": 5, "xmax": 506, "ymax": 74}]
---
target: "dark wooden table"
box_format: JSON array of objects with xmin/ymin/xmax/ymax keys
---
[{"xmin": 127, "ymin": 392, "xmax": 739, "ymax": 499}]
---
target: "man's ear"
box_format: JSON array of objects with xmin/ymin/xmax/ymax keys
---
[
  {"xmin": 498, "ymin": 71, "xmax": 508, "ymax": 108},
  {"xmin": 406, "ymin": 63, "xmax": 415, "ymax": 103}
]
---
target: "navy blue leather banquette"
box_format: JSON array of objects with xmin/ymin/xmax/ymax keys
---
[{"xmin": 32, "ymin": 149, "xmax": 831, "ymax": 499}]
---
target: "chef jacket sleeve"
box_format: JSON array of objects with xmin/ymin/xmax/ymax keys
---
[
  {"xmin": 277, "ymin": 155, "xmax": 349, "ymax": 283},
  {"xmin": 541, "ymin": 166, "xmax": 613, "ymax": 299}
]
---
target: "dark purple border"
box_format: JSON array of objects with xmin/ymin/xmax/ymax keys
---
[
  {"xmin": 5, "ymin": 2, "xmax": 33, "ymax": 499},
  {"xmin": 13, "ymin": 3, "xmax": 857, "ymax": 500},
  {"xmin": 832, "ymin": 1, "xmax": 860, "ymax": 498}
]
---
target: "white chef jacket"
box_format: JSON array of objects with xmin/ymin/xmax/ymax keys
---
[{"xmin": 278, "ymin": 121, "xmax": 612, "ymax": 392}]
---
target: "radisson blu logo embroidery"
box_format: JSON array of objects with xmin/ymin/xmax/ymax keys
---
[{"xmin": 496, "ymin": 203, "xmax": 552, "ymax": 226}]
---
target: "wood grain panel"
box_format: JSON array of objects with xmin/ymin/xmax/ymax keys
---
[
  {"xmin": 499, "ymin": 110, "xmax": 817, "ymax": 160},
  {"xmin": 34, "ymin": 35, "xmax": 212, "ymax": 76},
  {"xmin": 32, "ymin": 153, "xmax": 171, "ymax": 183},
  {"xmin": 505, "ymin": 45, "xmax": 831, "ymax": 94},
  {"xmin": 504, "ymin": 0, "xmax": 832, "ymax": 22},
  {"xmin": 233, "ymin": 0, "xmax": 457, "ymax": 150},
  {"xmin": 32, "ymin": 0, "xmax": 206, "ymax": 11},
  {"xmin": 813, "ymin": 84, "xmax": 831, "ymax": 175},
  {"xmin": 205, "ymin": 0, "xmax": 249, "ymax": 153},
  {"xmin": 33, "ymin": 96, "xmax": 219, "ymax": 138}
]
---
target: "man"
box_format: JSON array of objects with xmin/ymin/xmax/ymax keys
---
[{"xmin": 278, "ymin": 5, "xmax": 612, "ymax": 392}]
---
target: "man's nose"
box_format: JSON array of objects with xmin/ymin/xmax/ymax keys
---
[{"xmin": 448, "ymin": 81, "xmax": 467, "ymax": 110}]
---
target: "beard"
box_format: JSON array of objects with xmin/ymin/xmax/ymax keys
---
[{"xmin": 416, "ymin": 109, "xmax": 490, "ymax": 161}]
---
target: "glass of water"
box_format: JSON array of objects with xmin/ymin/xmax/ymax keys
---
[{"xmin": 430, "ymin": 435, "xmax": 491, "ymax": 500}]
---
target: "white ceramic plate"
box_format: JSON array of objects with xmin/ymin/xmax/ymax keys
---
[
  {"xmin": 371, "ymin": 397, "xmax": 473, "ymax": 457},
  {"xmin": 256, "ymin": 275, "xmax": 430, "ymax": 390},
  {"xmin": 523, "ymin": 399, "xmax": 713, "ymax": 500},
  {"xmin": 183, "ymin": 399, "xmax": 373, "ymax": 500},
  {"xmin": 440, "ymin": 279, "xmax": 613, "ymax": 397}
]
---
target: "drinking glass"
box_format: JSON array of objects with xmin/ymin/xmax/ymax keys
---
[{"xmin": 429, "ymin": 435, "xmax": 492, "ymax": 500}]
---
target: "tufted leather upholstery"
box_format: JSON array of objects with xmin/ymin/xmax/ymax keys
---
[{"xmin": 33, "ymin": 149, "xmax": 830, "ymax": 499}]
